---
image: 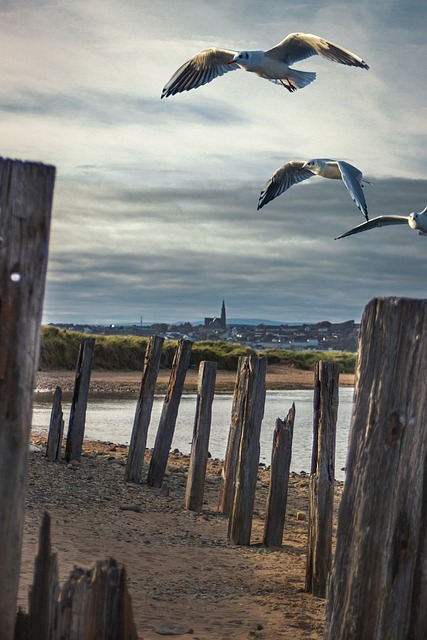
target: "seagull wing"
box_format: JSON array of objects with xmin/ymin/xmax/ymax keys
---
[
  {"xmin": 257, "ymin": 162, "xmax": 313, "ymax": 210},
  {"xmin": 335, "ymin": 216, "xmax": 409, "ymax": 239},
  {"xmin": 266, "ymin": 33, "xmax": 369, "ymax": 69},
  {"xmin": 161, "ymin": 48, "xmax": 239, "ymax": 98},
  {"xmin": 337, "ymin": 161, "xmax": 369, "ymax": 220}
]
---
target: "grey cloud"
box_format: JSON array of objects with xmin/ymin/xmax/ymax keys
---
[{"xmin": 43, "ymin": 175, "xmax": 427, "ymax": 325}]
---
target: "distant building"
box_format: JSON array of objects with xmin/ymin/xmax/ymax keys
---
[{"xmin": 204, "ymin": 299, "xmax": 227, "ymax": 330}]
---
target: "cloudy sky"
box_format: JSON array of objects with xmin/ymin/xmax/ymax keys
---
[{"xmin": 2, "ymin": 0, "xmax": 427, "ymax": 325}]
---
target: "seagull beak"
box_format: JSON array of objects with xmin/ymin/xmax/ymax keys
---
[{"xmin": 227, "ymin": 59, "xmax": 236, "ymax": 65}]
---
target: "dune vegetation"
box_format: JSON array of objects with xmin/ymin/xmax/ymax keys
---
[{"xmin": 39, "ymin": 326, "xmax": 356, "ymax": 374}]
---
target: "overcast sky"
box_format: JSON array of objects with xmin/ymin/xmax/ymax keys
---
[{"xmin": 2, "ymin": 0, "xmax": 427, "ymax": 324}]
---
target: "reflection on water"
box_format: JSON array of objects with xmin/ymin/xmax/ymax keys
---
[{"xmin": 32, "ymin": 388, "xmax": 354, "ymax": 481}]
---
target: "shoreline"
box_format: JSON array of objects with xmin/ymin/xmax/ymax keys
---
[{"xmin": 36, "ymin": 363, "xmax": 355, "ymax": 396}]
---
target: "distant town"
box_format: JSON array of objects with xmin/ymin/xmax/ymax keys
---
[{"xmin": 49, "ymin": 301, "xmax": 359, "ymax": 352}]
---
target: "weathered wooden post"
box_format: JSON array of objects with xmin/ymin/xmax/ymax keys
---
[
  {"xmin": 46, "ymin": 386, "xmax": 64, "ymax": 461},
  {"xmin": 0, "ymin": 158, "xmax": 55, "ymax": 640},
  {"xmin": 228, "ymin": 355, "xmax": 266, "ymax": 545},
  {"xmin": 305, "ymin": 360, "xmax": 339, "ymax": 597},
  {"xmin": 218, "ymin": 356, "xmax": 250, "ymax": 515},
  {"xmin": 263, "ymin": 404, "xmax": 295, "ymax": 548},
  {"xmin": 185, "ymin": 361, "xmax": 217, "ymax": 511},
  {"xmin": 325, "ymin": 297, "xmax": 427, "ymax": 639},
  {"xmin": 147, "ymin": 338, "xmax": 192, "ymax": 487},
  {"xmin": 125, "ymin": 335, "xmax": 164, "ymax": 483},
  {"xmin": 15, "ymin": 513, "xmax": 137, "ymax": 639},
  {"xmin": 65, "ymin": 337, "xmax": 95, "ymax": 462}
]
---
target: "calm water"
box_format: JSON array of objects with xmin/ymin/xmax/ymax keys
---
[{"xmin": 32, "ymin": 388, "xmax": 354, "ymax": 480}]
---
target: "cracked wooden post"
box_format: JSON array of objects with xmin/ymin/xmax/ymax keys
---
[
  {"xmin": 228, "ymin": 355, "xmax": 266, "ymax": 545},
  {"xmin": 65, "ymin": 337, "xmax": 95, "ymax": 462},
  {"xmin": 263, "ymin": 404, "xmax": 295, "ymax": 548},
  {"xmin": 305, "ymin": 360, "xmax": 339, "ymax": 597},
  {"xmin": 125, "ymin": 335, "xmax": 164, "ymax": 483},
  {"xmin": 147, "ymin": 338, "xmax": 192, "ymax": 488},
  {"xmin": 46, "ymin": 386, "xmax": 64, "ymax": 461},
  {"xmin": 0, "ymin": 158, "xmax": 55, "ymax": 640},
  {"xmin": 185, "ymin": 360, "xmax": 217, "ymax": 511},
  {"xmin": 325, "ymin": 297, "xmax": 427, "ymax": 639},
  {"xmin": 218, "ymin": 356, "xmax": 250, "ymax": 515}
]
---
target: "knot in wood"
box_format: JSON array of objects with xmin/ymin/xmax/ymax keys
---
[{"xmin": 386, "ymin": 412, "xmax": 404, "ymax": 446}]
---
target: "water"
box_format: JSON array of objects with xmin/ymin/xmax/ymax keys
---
[{"xmin": 32, "ymin": 388, "xmax": 354, "ymax": 481}]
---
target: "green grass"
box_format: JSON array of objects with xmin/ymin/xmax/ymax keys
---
[{"xmin": 39, "ymin": 326, "xmax": 356, "ymax": 373}]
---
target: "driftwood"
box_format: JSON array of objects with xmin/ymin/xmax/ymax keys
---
[
  {"xmin": 185, "ymin": 361, "xmax": 217, "ymax": 511},
  {"xmin": 325, "ymin": 297, "xmax": 427, "ymax": 639},
  {"xmin": 305, "ymin": 360, "xmax": 339, "ymax": 597},
  {"xmin": 228, "ymin": 356, "xmax": 267, "ymax": 545},
  {"xmin": 218, "ymin": 356, "xmax": 250, "ymax": 515},
  {"xmin": 15, "ymin": 513, "xmax": 137, "ymax": 640},
  {"xmin": 147, "ymin": 339, "xmax": 192, "ymax": 488},
  {"xmin": 46, "ymin": 386, "xmax": 64, "ymax": 461},
  {"xmin": 125, "ymin": 335, "xmax": 164, "ymax": 483},
  {"xmin": 263, "ymin": 404, "xmax": 295, "ymax": 548},
  {"xmin": 65, "ymin": 337, "xmax": 95, "ymax": 462},
  {"xmin": 0, "ymin": 157, "xmax": 55, "ymax": 640}
]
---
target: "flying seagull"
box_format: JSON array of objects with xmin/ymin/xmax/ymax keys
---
[
  {"xmin": 258, "ymin": 159, "xmax": 371, "ymax": 220},
  {"xmin": 335, "ymin": 205, "xmax": 427, "ymax": 239},
  {"xmin": 161, "ymin": 32, "xmax": 369, "ymax": 98}
]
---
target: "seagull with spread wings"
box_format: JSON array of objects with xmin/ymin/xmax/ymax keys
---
[
  {"xmin": 161, "ymin": 32, "xmax": 369, "ymax": 98},
  {"xmin": 335, "ymin": 205, "xmax": 427, "ymax": 239},
  {"xmin": 258, "ymin": 159, "xmax": 371, "ymax": 220}
]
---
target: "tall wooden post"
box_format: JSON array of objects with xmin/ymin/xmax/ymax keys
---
[
  {"xmin": 0, "ymin": 158, "xmax": 55, "ymax": 640},
  {"xmin": 185, "ymin": 361, "xmax": 217, "ymax": 511},
  {"xmin": 325, "ymin": 297, "xmax": 427, "ymax": 639},
  {"xmin": 218, "ymin": 356, "xmax": 250, "ymax": 515},
  {"xmin": 228, "ymin": 356, "xmax": 266, "ymax": 545},
  {"xmin": 263, "ymin": 404, "xmax": 295, "ymax": 548},
  {"xmin": 125, "ymin": 335, "xmax": 164, "ymax": 483},
  {"xmin": 147, "ymin": 339, "xmax": 192, "ymax": 488},
  {"xmin": 65, "ymin": 337, "xmax": 95, "ymax": 462},
  {"xmin": 305, "ymin": 360, "xmax": 339, "ymax": 597}
]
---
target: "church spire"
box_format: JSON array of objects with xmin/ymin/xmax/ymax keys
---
[{"xmin": 221, "ymin": 299, "xmax": 226, "ymax": 329}]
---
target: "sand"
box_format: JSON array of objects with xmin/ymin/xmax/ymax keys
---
[{"xmin": 20, "ymin": 365, "xmax": 349, "ymax": 639}]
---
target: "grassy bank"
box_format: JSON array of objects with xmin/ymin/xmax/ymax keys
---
[{"xmin": 39, "ymin": 326, "xmax": 356, "ymax": 374}]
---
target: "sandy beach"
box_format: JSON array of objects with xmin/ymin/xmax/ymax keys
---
[{"xmin": 21, "ymin": 365, "xmax": 349, "ymax": 639}]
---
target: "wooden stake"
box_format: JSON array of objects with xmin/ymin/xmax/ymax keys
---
[
  {"xmin": 325, "ymin": 297, "xmax": 427, "ymax": 639},
  {"xmin": 185, "ymin": 361, "xmax": 217, "ymax": 511},
  {"xmin": 125, "ymin": 335, "xmax": 164, "ymax": 483},
  {"xmin": 46, "ymin": 386, "xmax": 64, "ymax": 461},
  {"xmin": 0, "ymin": 158, "xmax": 55, "ymax": 640},
  {"xmin": 65, "ymin": 337, "xmax": 95, "ymax": 462}
]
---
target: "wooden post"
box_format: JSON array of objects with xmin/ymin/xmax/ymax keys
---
[
  {"xmin": 46, "ymin": 386, "xmax": 64, "ymax": 461},
  {"xmin": 218, "ymin": 356, "xmax": 250, "ymax": 515},
  {"xmin": 228, "ymin": 356, "xmax": 266, "ymax": 545},
  {"xmin": 15, "ymin": 514, "xmax": 137, "ymax": 639},
  {"xmin": 125, "ymin": 335, "xmax": 164, "ymax": 483},
  {"xmin": 305, "ymin": 360, "xmax": 339, "ymax": 597},
  {"xmin": 0, "ymin": 158, "xmax": 55, "ymax": 640},
  {"xmin": 147, "ymin": 339, "xmax": 192, "ymax": 488},
  {"xmin": 185, "ymin": 361, "xmax": 217, "ymax": 511},
  {"xmin": 65, "ymin": 337, "xmax": 95, "ymax": 462},
  {"xmin": 263, "ymin": 404, "xmax": 295, "ymax": 548},
  {"xmin": 325, "ymin": 297, "xmax": 427, "ymax": 639}
]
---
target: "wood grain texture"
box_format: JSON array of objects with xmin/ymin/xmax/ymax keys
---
[
  {"xmin": 325, "ymin": 297, "xmax": 427, "ymax": 639},
  {"xmin": 0, "ymin": 158, "xmax": 55, "ymax": 639}
]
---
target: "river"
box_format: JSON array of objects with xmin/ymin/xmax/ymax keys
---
[{"xmin": 32, "ymin": 388, "xmax": 354, "ymax": 481}]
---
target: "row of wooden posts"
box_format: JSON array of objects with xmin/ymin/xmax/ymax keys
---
[
  {"xmin": 46, "ymin": 333, "xmax": 337, "ymax": 581},
  {"xmin": 3, "ymin": 158, "xmax": 427, "ymax": 639}
]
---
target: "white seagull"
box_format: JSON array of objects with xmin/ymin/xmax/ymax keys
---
[
  {"xmin": 335, "ymin": 205, "xmax": 427, "ymax": 239},
  {"xmin": 258, "ymin": 159, "xmax": 371, "ymax": 220},
  {"xmin": 161, "ymin": 32, "xmax": 369, "ymax": 98}
]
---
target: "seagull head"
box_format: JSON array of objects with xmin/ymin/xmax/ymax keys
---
[{"xmin": 229, "ymin": 51, "xmax": 250, "ymax": 67}]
